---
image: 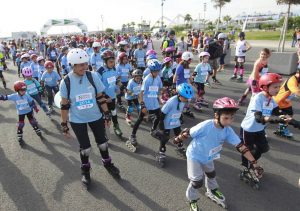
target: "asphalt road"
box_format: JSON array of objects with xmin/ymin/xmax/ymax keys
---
[{"xmin": 0, "ymin": 41, "xmax": 299, "ymax": 211}]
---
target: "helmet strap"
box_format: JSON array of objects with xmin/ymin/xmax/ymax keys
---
[{"xmin": 216, "ymin": 111, "xmax": 224, "ymax": 129}]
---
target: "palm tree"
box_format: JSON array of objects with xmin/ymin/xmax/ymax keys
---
[
  {"xmin": 223, "ymin": 15, "xmax": 232, "ymax": 25},
  {"xmin": 212, "ymin": 0, "xmax": 231, "ymax": 33},
  {"xmin": 184, "ymin": 14, "xmax": 193, "ymax": 29},
  {"xmin": 131, "ymin": 22, "xmax": 135, "ymax": 27},
  {"xmin": 277, "ymin": 0, "xmax": 300, "ymax": 52}
]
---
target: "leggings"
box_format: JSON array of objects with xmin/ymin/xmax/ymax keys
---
[{"xmin": 132, "ymin": 108, "xmax": 161, "ymax": 135}]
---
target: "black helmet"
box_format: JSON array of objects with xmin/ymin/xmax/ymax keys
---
[
  {"xmin": 132, "ymin": 69, "xmax": 143, "ymax": 77},
  {"xmin": 168, "ymin": 30, "xmax": 175, "ymax": 36},
  {"xmin": 238, "ymin": 32, "xmax": 245, "ymax": 38}
]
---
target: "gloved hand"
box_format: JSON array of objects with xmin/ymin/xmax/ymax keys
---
[
  {"xmin": 0, "ymin": 95, "xmax": 7, "ymax": 101},
  {"xmin": 103, "ymin": 111, "xmax": 111, "ymax": 127}
]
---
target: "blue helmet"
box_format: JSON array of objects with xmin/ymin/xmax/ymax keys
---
[
  {"xmin": 147, "ymin": 59, "xmax": 162, "ymax": 72},
  {"xmin": 146, "ymin": 54, "xmax": 157, "ymax": 60},
  {"xmin": 177, "ymin": 83, "xmax": 194, "ymax": 99}
]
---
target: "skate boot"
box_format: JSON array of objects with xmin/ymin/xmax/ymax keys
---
[
  {"xmin": 183, "ymin": 109, "xmax": 195, "ymax": 118},
  {"xmin": 34, "ymin": 127, "xmax": 42, "ymax": 138},
  {"xmin": 274, "ymin": 124, "xmax": 293, "ymax": 139},
  {"xmin": 17, "ymin": 134, "xmax": 25, "ymax": 147},
  {"xmin": 81, "ymin": 163, "xmax": 91, "ymax": 189},
  {"xmin": 118, "ymin": 103, "xmax": 126, "ymax": 112},
  {"xmin": 175, "ymin": 146, "xmax": 186, "ymax": 159},
  {"xmin": 48, "ymin": 105, "xmax": 54, "ymax": 113},
  {"xmin": 189, "ymin": 200, "xmax": 200, "ymax": 211},
  {"xmin": 102, "ymin": 157, "xmax": 120, "ymax": 179},
  {"xmin": 198, "ymin": 99, "xmax": 209, "ymax": 107},
  {"xmin": 46, "ymin": 111, "xmax": 52, "ymax": 118},
  {"xmin": 205, "ymin": 188, "xmax": 227, "ymax": 209},
  {"xmin": 125, "ymin": 114, "xmax": 133, "ymax": 126},
  {"xmin": 204, "ymin": 80, "xmax": 211, "ymax": 88},
  {"xmin": 156, "ymin": 151, "xmax": 166, "ymax": 167},
  {"xmin": 239, "ymin": 167, "xmax": 260, "ymax": 190},
  {"xmin": 126, "ymin": 134, "xmax": 137, "ymax": 152},
  {"xmin": 237, "ymin": 75, "xmax": 243, "ymax": 83},
  {"xmin": 193, "ymin": 103, "xmax": 202, "ymax": 112},
  {"xmin": 212, "ymin": 77, "xmax": 221, "ymax": 85},
  {"xmin": 113, "ymin": 124, "xmax": 123, "ymax": 137},
  {"xmin": 230, "ymin": 74, "xmax": 237, "ymax": 80}
]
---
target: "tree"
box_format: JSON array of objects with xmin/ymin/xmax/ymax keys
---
[
  {"xmin": 184, "ymin": 14, "xmax": 193, "ymax": 24},
  {"xmin": 105, "ymin": 28, "xmax": 114, "ymax": 33},
  {"xmin": 223, "ymin": 15, "xmax": 232, "ymax": 25},
  {"xmin": 122, "ymin": 24, "xmax": 126, "ymax": 29},
  {"xmin": 212, "ymin": 0, "xmax": 231, "ymax": 33},
  {"xmin": 131, "ymin": 22, "xmax": 135, "ymax": 27},
  {"xmin": 277, "ymin": 0, "xmax": 300, "ymax": 52}
]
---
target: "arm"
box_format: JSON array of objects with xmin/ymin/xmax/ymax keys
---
[
  {"xmin": 245, "ymin": 41, "xmax": 252, "ymax": 51},
  {"xmin": 254, "ymin": 111, "xmax": 289, "ymax": 124},
  {"xmin": 252, "ymin": 60, "xmax": 261, "ymax": 81}
]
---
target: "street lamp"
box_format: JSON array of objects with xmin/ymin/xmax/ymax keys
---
[
  {"xmin": 161, "ymin": 0, "xmax": 166, "ymax": 32},
  {"xmin": 101, "ymin": 15, "xmax": 104, "ymax": 32},
  {"xmin": 203, "ymin": 2, "xmax": 207, "ymax": 30}
]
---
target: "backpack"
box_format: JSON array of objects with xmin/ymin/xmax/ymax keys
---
[
  {"xmin": 64, "ymin": 71, "xmax": 97, "ymax": 100},
  {"xmin": 207, "ymin": 41, "xmax": 223, "ymax": 59}
]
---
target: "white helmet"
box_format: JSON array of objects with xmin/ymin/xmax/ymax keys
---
[
  {"xmin": 67, "ymin": 48, "xmax": 89, "ymax": 66},
  {"xmin": 181, "ymin": 51, "xmax": 193, "ymax": 61},
  {"xmin": 218, "ymin": 33, "xmax": 227, "ymax": 40},
  {"xmin": 21, "ymin": 53, "xmax": 30, "ymax": 59},
  {"xmin": 37, "ymin": 56, "xmax": 45, "ymax": 62},
  {"xmin": 199, "ymin": 52, "xmax": 210, "ymax": 58},
  {"xmin": 118, "ymin": 40, "xmax": 128, "ymax": 46},
  {"xmin": 48, "ymin": 40, "xmax": 54, "ymax": 45},
  {"xmin": 92, "ymin": 42, "xmax": 101, "ymax": 48}
]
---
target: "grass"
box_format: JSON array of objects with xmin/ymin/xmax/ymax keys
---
[{"xmin": 175, "ymin": 30, "xmax": 294, "ymax": 41}]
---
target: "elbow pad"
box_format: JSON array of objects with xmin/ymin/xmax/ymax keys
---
[
  {"xmin": 236, "ymin": 142, "xmax": 250, "ymax": 155},
  {"xmin": 61, "ymin": 103, "xmax": 70, "ymax": 110},
  {"xmin": 254, "ymin": 111, "xmax": 266, "ymax": 124}
]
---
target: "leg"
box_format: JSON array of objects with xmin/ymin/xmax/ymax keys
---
[
  {"xmin": 253, "ymin": 131, "xmax": 269, "ymax": 161},
  {"xmin": 45, "ymin": 86, "xmax": 53, "ymax": 106},
  {"xmin": 186, "ymin": 159, "xmax": 204, "ymax": 201},
  {"xmin": 240, "ymin": 128, "xmax": 255, "ymax": 168},
  {"xmin": 131, "ymin": 111, "xmax": 145, "ymax": 136},
  {"xmin": 27, "ymin": 111, "xmax": 42, "ymax": 136},
  {"xmin": 17, "ymin": 114, "xmax": 25, "ymax": 145},
  {"xmin": 31, "ymin": 94, "xmax": 49, "ymax": 113},
  {"xmin": 149, "ymin": 108, "xmax": 161, "ymax": 131}
]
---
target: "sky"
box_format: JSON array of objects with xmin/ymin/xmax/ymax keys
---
[{"xmin": 0, "ymin": 0, "xmax": 298, "ymax": 37}]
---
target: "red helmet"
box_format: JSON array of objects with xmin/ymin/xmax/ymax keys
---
[
  {"xmin": 118, "ymin": 52, "xmax": 127, "ymax": 61},
  {"xmin": 14, "ymin": 81, "xmax": 27, "ymax": 92},
  {"xmin": 259, "ymin": 73, "xmax": 282, "ymax": 91},
  {"xmin": 101, "ymin": 49, "xmax": 115, "ymax": 60},
  {"xmin": 44, "ymin": 61, "xmax": 54, "ymax": 68},
  {"xmin": 213, "ymin": 97, "xmax": 239, "ymax": 112}
]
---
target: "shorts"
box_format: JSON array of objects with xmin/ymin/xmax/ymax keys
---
[
  {"xmin": 273, "ymin": 106, "xmax": 294, "ymax": 116},
  {"xmin": 194, "ymin": 82, "xmax": 205, "ymax": 92},
  {"xmin": 219, "ymin": 54, "xmax": 226, "ymax": 65},
  {"xmin": 234, "ymin": 56, "xmax": 246, "ymax": 63},
  {"xmin": 208, "ymin": 58, "xmax": 219, "ymax": 70}
]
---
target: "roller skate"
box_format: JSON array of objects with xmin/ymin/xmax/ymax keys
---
[
  {"xmin": 205, "ymin": 188, "xmax": 227, "ymax": 209},
  {"xmin": 46, "ymin": 111, "xmax": 52, "ymax": 118},
  {"xmin": 198, "ymin": 99, "xmax": 209, "ymax": 107},
  {"xmin": 156, "ymin": 151, "xmax": 166, "ymax": 167},
  {"xmin": 230, "ymin": 74, "xmax": 237, "ymax": 80},
  {"xmin": 175, "ymin": 146, "xmax": 186, "ymax": 159},
  {"xmin": 102, "ymin": 157, "xmax": 120, "ymax": 179},
  {"xmin": 113, "ymin": 124, "xmax": 123, "ymax": 138},
  {"xmin": 118, "ymin": 103, "xmax": 126, "ymax": 113},
  {"xmin": 204, "ymin": 80, "xmax": 211, "ymax": 88},
  {"xmin": 17, "ymin": 135, "xmax": 25, "ymax": 147},
  {"xmin": 239, "ymin": 167, "xmax": 260, "ymax": 190},
  {"xmin": 193, "ymin": 103, "xmax": 202, "ymax": 112},
  {"xmin": 212, "ymin": 77, "xmax": 222, "ymax": 85},
  {"xmin": 81, "ymin": 163, "xmax": 91, "ymax": 189},
  {"xmin": 189, "ymin": 200, "xmax": 200, "ymax": 211},
  {"xmin": 274, "ymin": 124, "xmax": 294, "ymax": 140},
  {"xmin": 48, "ymin": 105, "xmax": 54, "ymax": 113},
  {"xmin": 236, "ymin": 75, "xmax": 243, "ymax": 83},
  {"xmin": 126, "ymin": 134, "xmax": 137, "ymax": 152},
  {"xmin": 183, "ymin": 109, "xmax": 195, "ymax": 118},
  {"xmin": 34, "ymin": 127, "xmax": 43, "ymax": 139}
]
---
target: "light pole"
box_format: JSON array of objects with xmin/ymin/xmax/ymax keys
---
[
  {"xmin": 101, "ymin": 15, "xmax": 104, "ymax": 31},
  {"xmin": 203, "ymin": 2, "xmax": 207, "ymax": 30},
  {"xmin": 161, "ymin": 0, "xmax": 166, "ymax": 32}
]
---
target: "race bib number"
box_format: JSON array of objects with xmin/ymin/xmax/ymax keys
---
[
  {"xmin": 237, "ymin": 57, "xmax": 244, "ymax": 63},
  {"xmin": 107, "ymin": 76, "xmax": 116, "ymax": 84},
  {"xmin": 27, "ymin": 83, "xmax": 37, "ymax": 94},
  {"xmin": 133, "ymin": 85, "xmax": 141, "ymax": 95},
  {"xmin": 208, "ymin": 145, "xmax": 222, "ymax": 160},
  {"xmin": 16, "ymin": 99, "xmax": 30, "ymax": 111},
  {"xmin": 184, "ymin": 69, "xmax": 190, "ymax": 79},
  {"xmin": 170, "ymin": 113, "xmax": 181, "ymax": 126},
  {"xmin": 137, "ymin": 57, "xmax": 144, "ymax": 63},
  {"xmin": 262, "ymin": 102, "xmax": 273, "ymax": 116},
  {"xmin": 75, "ymin": 93, "xmax": 94, "ymax": 110},
  {"xmin": 148, "ymin": 86, "xmax": 158, "ymax": 98},
  {"xmin": 45, "ymin": 77, "xmax": 52, "ymax": 82},
  {"xmin": 96, "ymin": 61, "xmax": 103, "ymax": 66},
  {"xmin": 50, "ymin": 51, "xmax": 56, "ymax": 57},
  {"xmin": 121, "ymin": 69, "xmax": 129, "ymax": 76}
]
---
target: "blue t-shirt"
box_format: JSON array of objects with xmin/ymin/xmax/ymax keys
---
[
  {"xmin": 97, "ymin": 66, "xmax": 119, "ymax": 99},
  {"xmin": 143, "ymin": 67, "xmax": 151, "ymax": 79},
  {"xmin": 91, "ymin": 53, "xmax": 103, "ymax": 70},
  {"xmin": 86, "ymin": 47, "xmax": 94, "ymax": 64},
  {"xmin": 20, "ymin": 61, "xmax": 31, "ymax": 72},
  {"xmin": 142, "ymin": 74, "xmax": 162, "ymax": 110},
  {"xmin": 194, "ymin": 63, "xmax": 212, "ymax": 83},
  {"xmin": 116, "ymin": 63, "xmax": 132, "ymax": 82},
  {"xmin": 41, "ymin": 71, "xmax": 61, "ymax": 87},
  {"xmin": 60, "ymin": 71, "xmax": 105, "ymax": 123},
  {"xmin": 24, "ymin": 78, "xmax": 41, "ymax": 96},
  {"xmin": 30, "ymin": 62, "xmax": 40, "ymax": 78},
  {"xmin": 241, "ymin": 92, "xmax": 278, "ymax": 132},
  {"xmin": 175, "ymin": 64, "xmax": 190, "ymax": 86},
  {"xmin": 161, "ymin": 96, "xmax": 185, "ymax": 129},
  {"xmin": 134, "ymin": 49, "xmax": 146, "ymax": 67},
  {"xmin": 60, "ymin": 55, "xmax": 70, "ymax": 75},
  {"xmin": 7, "ymin": 93, "xmax": 34, "ymax": 115},
  {"xmin": 38, "ymin": 65, "xmax": 46, "ymax": 80},
  {"xmin": 161, "ymin": 66, "xmax": 174, "ymax": 81},
  {"xmin": 47, "ymin": 48, "xmax": 58, "ymax": 60},
  {"xmin": 125, "ymin": 78, "xmax": 142, "ymax": 100},
  {"xmin": 187, "ymin": 120, "xmax": 241, "ymax": 163}
]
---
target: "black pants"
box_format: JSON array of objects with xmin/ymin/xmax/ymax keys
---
[
  {"xmin": 240, "ymin": 128, "xmax": 269, "ymax": 167},
  {"xmin": 160, "ymin": 127, "xmax": 181, "ymax": 152},
  {"xmin": 132, "ymin": 108, "xmax": 160, "ymax": 135},
  {"xmin": 107, "ymin": 99, "xmax": 118, "ymax": 126},
  {"xmin": 117, "ymin": 82, "xmax": 128, "ymax": 104},
  {"xmin": 18, "ymin": 111, "xmax": 39, "ymax": 134}
]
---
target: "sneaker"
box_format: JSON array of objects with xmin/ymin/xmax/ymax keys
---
[
  {"xmin": 189, "ymin": 200, "xmax": 199, "ymax": 211},
  {"xmin": 230, "ymin": 74, "xmax": 237, "ymax": 80},
  {"xmin": 210, "ymin": 188, "xmax": 225, "ymax": 201}
]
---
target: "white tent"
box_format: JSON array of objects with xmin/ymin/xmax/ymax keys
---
[{"xmin": 41, "ymin": 18, "xmax": 88, "ymax": 35}]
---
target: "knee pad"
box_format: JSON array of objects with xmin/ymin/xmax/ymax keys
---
[
  {"xmin": 17, "ymin": 121, "xmax": 25, "ymax": 130},
  {"xmin": 198, "ymin": 90, "xmax": 205, "ymax": 96},
  {"xmin": 98, "ymin": 142, "xmax": 108, "ymax": 151},
  {"xmin": 80, "ymin": 147, "xmax": 91, "ymax": 156},
  {"xmin": 111, "ymin": 109, "xmax": 117, "ymax": 116},
  {"xmin": 191, "ymin": 180, "xmax": 203, "ymax": 189},
  {"xmin": 205, "ymin": 170, "xmax": 216, "ymax": 179},
  {"xmin": 127, "ymin": 105, "xmax": 134, "ymax": 114}
]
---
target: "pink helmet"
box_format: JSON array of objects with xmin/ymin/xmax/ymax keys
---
[
  {"xmin": 163, "ymin": 57, "xmax": 172, "ymax": 64},
  {"xmin": 28, "ymin": 50, "xmax": 35, "ymax": 55},
  {"xmin": 165, "ymin": 46, "xmax": 175, "ymax": 53},
  {"xmin": 22, "ymin": 67, "xmax": 33, "ymax": 77},
  {"xmin": 37, "ymin": 56, "xmax": 45, "ymax": 62},
  {"xmin": 146, "ymin": 49, "xmax": 157, "ymax": 56},
  {"xmin": 213, "ymin": 97, "xmax": 239, "ymax": 112},
  {"xmin": 199, "ymin": 52, "xmax": 210, "ymax": 58}
]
